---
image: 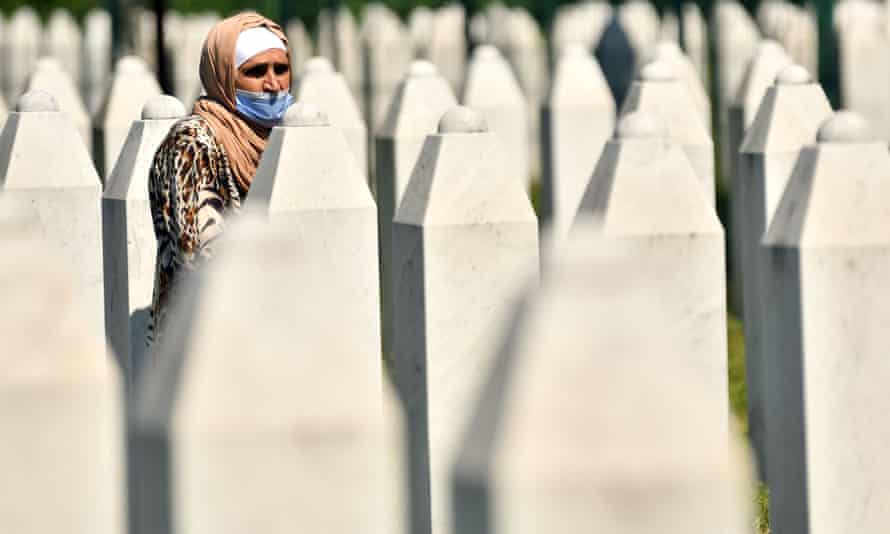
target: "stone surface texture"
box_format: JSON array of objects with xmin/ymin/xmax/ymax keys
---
[
  {"xmin": 295, "ymin": 56, "xmax": 369, "ymax": 179},
  {"xmin": 620, "ymin": 61, "xmax": 715, "ymax": 203},
  {"xmin": 0, "ymin": 93, "xmax": 105, "ymax": 342},
  {"xmin": 393, "ymin": 123, "xmax": 539, "ymax": 534},
  {"xmin": 737, "ymin": 69, "xmax": 832, "ymax": 479},
  {"xmin": 541, "ymin": 46, "xmax": 615, "ymax": 243},
  {"xmin": 762, "ymin": 113, "xmax": 890, "ymax": 534},
  {"xmin": 102, "ymin": 96, "xmax": 185, "ymax": 388},
  {"xmin": 462, "ymin": 45, "xmax": 530, "ymax": 187},
  {"xmin": 453, "ymin": 220, "xmax": 752, "ymax": 534},
  {"xmin": 0, "ymin": 210, "xmax": 124, "ymax": 534}
]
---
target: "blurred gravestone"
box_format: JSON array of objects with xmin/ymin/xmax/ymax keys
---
[
  {"xmin": 93, "ymin": 56, "xmax": 162, "ymax": 180},
  {"xmin": 393, "ymin": 107, "xmax": 538, "ymax": 534},
  {"xmin": 102, "ymin": 95, "xmax": 186, "ymax": 389},
  {"xmin": 83, "ymin": 9, "xmax": 112, "ymax": 114},
  {"xmin": 0, "ymin": 91, "xmax": 105, "ymax": 348},
  {"xmin": 27, "ymin": 57, "xmax": 91, "ymax": 149},
  {"xmin": 3, "ymin": 7, "xmax": 41, "ymax": 106},
  {"xmin": 296, "ymin": 57, "xmax": 368, "ymax": 180},
  {"xmin": 463, "ymin": 45, "xmax": 529, "ymax": 188},
  {"xmin": 0, "ymin": 200, "xmax": 125, "ymax": 534}
]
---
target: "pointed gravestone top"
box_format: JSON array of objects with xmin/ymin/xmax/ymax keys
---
[
  {"xmin": 141, "ymin": 95, "xmax": 186, "ymax": 120},
  {"xmin": 765, "ymin": 112, "xmax": 890, "ymax": 247},
  {"xmin": 117, "ymin": 55, "xmax": 148, "ymax": 75},
  {"xmin": 733, "ymin": 39, "xmax": 790, "ymax": 121},
  {"xmin": 817, "ymin": 110, "xmax": 871, "ymax": 142},
  {"xmin": 17, "ymin": 89, "xmax": 59, "ymax": 112},
  {"xmin": 578, "ymin": 112, "xmax": 719, "ymax": 234},
  {"xmin": 380, "ymin": 60, "xmax": 456, "ymax": 137},
  {"xmin": 303, "ymin": 55, "xmax": 334, "ymax": 74},
  {"xmin": 408, "ymin": 59, "xmax": 437, "ymax": 77},
  {"xmin": 741, "ymin": 64, "xmax": 832, "ymax": 154},
  {"xmin": 282, "ymin": 101, "xmax": 330, "ymax": 127},
  {"xmin": 638, "ymin": 59, "xmax": 677, "ymax": 81},
  {"xmin": 776, "ymin": 63, "xmax": 812, "ymax": 84},
  {"xmin": 2, "ymin": 90, "xmax": 98, "ymax": 189},
  {"xmin": 438, "ymin": 105, "xmax": 488, "ymax": 133},
  {"xmin": 615, "ymin": 110, "xmax": 666, "ymax": 138}
]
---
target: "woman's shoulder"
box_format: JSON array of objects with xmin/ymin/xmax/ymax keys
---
[{"xmin": 162, "ymin": 114, "xmax": 219, "ymax": 151}]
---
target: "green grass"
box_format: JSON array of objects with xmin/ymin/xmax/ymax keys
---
[{"xmin": 727, "ymin": 313, "xmax": 770, "ymax": 534}]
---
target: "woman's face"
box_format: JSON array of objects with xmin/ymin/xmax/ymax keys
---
[{"xmin": 236, "ymin": 48, "xmax": 290, "ymax": 93}]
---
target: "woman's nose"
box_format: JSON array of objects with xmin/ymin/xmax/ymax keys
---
[{"xmin": 263, "ymin": 72, "xmax": 281, "ymax": 92}]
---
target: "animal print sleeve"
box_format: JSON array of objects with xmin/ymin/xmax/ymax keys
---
[{"xmin": 147, "ymin": 117, "xmax": 231, "ymax": 350}]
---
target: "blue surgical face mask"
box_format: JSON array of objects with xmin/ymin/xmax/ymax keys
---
[{"xmin": 235, "ymin": 89, "xmax": 294, "ymax": 127}]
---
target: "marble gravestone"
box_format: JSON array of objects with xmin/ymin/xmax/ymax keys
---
[
  {"xmin": 93, "ymin": 56, "xmax": 162, "ymax": 180},
  {"xmin": 131, "ymin": 214, "xmax": 395, "ymax": 534},
  {"xmin": 620, "ymin": 60, "xmax": 715, "ymax": 204},
  {"xmin": 245, "ymin": 102, "xmax": 381, "ymax": 401},
  {"xmin": 736, "ymin": 64, "xmax": 831, "ymax": 480},
  {"xmin": 393, "ymin": 106, "xmax": 539, "ymax": 534},
  {"xmin": 453, "ymin": 220, "xmax": 752, "ymax": 534},
  {"xmin": 763, "ymin": 112, "xmax": 890, "ymax": 534},
  {"xmin": 462, "ymin": 45, "xmax": 529, "ymax": 188},
  {"xmin": 27, "ymin": 57, "xmax": 92, "ymax": 149},
  {"xmin": 0, "ymin": 201, "xmax": 124, "ymax": 534},
  {"xmin": 83, "ymin": 9, "xmax": 112, "ymax": 114},
  {"xmin": 2, "ymin": 7, "xmax": 40, "ymax": 106},
  {"xmin": 295, "ymin": 57, "xmax": 368, "ymax": 180},
  {"xmin": 0, "ymin": 91, "xmax": 104, "ymax": 342},
  {"xmin": 575, "ymin": 112, "xmax": 728, "ymax": 445},
  {"xmin": 102, "ymin": 95, "xmax": 186, "ymax": 389},
  {"xmin": 375, "ymin": 60, "xmax": 457, "ymax": 358},
  {"xmin": 540, "ymin": 44, "xmax": 614, "ymax": 244}
]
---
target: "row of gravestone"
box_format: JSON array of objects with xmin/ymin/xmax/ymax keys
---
[
  {"xmin": 0, "ymin": 82, "xmax": 749, "ymax": 533},
  {"xmin": 3, "ymin": 31, "xmax": 890, "ymax": 530}
]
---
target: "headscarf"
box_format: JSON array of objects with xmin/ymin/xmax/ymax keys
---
[{"xmin": 194, "ymin": 12, "xmax": 290, "ymax": 192}]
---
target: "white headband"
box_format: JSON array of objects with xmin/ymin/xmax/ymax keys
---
[{"xmin": 235, "ymin": 27, "xmax": 286, "ymax": 68}]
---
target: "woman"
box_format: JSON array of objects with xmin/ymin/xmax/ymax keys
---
[{"xmin": 147, "ymin": 12, "xmax": 294, "ymax": 347}]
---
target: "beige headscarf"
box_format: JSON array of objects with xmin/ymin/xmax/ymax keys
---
[{"xmin": 194, "ymin": 12, "xmax": 290, "ymax": 192}]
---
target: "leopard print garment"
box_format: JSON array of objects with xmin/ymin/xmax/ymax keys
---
[{"xmin": 147, "ymin": 114, "xmax": 248, "ymax": 349}]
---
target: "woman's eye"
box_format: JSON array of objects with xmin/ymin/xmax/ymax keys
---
[
  {"xmin": 274, "ymin": 63, "xmax": 290, "ymax": 75},
  {"xmin": 245, "ymin": 65, "xmax": 267, "ymax": 78}
]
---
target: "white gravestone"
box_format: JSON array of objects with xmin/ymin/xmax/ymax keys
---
[
  {"xmin": 285, "ymin": 18, "xmax": 314, "ymax": 84},
  {"xmin": 93, "ymin": 56, "xmax": 162, "ymax": 180},
  {"xmin": 575, "ymin": 112, "xmax": 729, "ymax": 444},
  {"xmin": 393, "ymin": 106, "xmax": 539, "ymax": 534},
  {"xmin": 763, "ymin": 111, "xmax": 890, "ymax": 534},
  {"xmin": 3, "ymin": 7, "xmax": 40, "ymax": 105},
  {"xmin": 453, "ymin": 221, "xmax": 752, "ymax": 534},
  {"xmin": 361, "ymin": 10, "xmax": 413, "ymax": 133},
  {"xmin": 131, "ymin": 215, "xmax": 395, "ymax": 534},
  {"xmin": 462, "ymin": 45, "xmax": 530, "ymax": 188},
  {"xmin": 737, "ymin": 65, "xmax": 831, "ymax": 480},
  {"xmin": 296, "ymin": 57, "xmax": 368, "ymax": 180},
  {"xmin": 317, "ymin": 7, "xmax": 364, "ymax": 110},
  {"xmin": 102, "ymin": 95, "xmax": 186, "ymax": 390},
  {"xmin": 375, "ymin": 60, "xmax": 457, "ymax": 358},
  {"xmin": 540, "ymin": 45, "xmax": 615, "ymax": 244},
  {"xmin": 428, "ymin": 5, "xmax": 466, "ymax": 93},
  {"xmin": 44, "ymin": 9, "xmax": 81, "ymax": 86},
  {"xmin": 27, "ymin": 57, "xmax": 91, "ymax": 149},
  {"xmin": 0, "ymin": 91, "xmax": 104, "ymax": 342},
  {"xmin": 727, "ymin": 40, "xmax": 789, "ymax": 327},
  {"xmin": 683, "ymin": 2, "xmax": 709, "ymax": 81},
  {"xmin": 620, "ymin": 60, "xmax": 715, "ymax": 204},
  {"xmin": 246, "ymin": 102, "xmax": 381, "ymax": 398},
  {"xmin": 83, "ymin": 9, "xmax": 111, "ymax": 114},
  {"xmin": 504, "ymin": 8, "xmax": 547, "ymax": 179},
  {"xmin": 0, "ymin": 203, "xmax": 124, "ymax": 534},
  {"xmin": 649, "ymin": 40, "xmax": 710, "ymax": 127}
]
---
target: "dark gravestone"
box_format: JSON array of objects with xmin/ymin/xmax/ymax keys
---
[{"xmin": 594, "ymin": 15, "xmax": 636, "ymax": 109}]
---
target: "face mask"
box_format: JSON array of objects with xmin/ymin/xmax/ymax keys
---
[{"xmin": 235, "ymin": 89, "xmax": 294, "ymax": 128}]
